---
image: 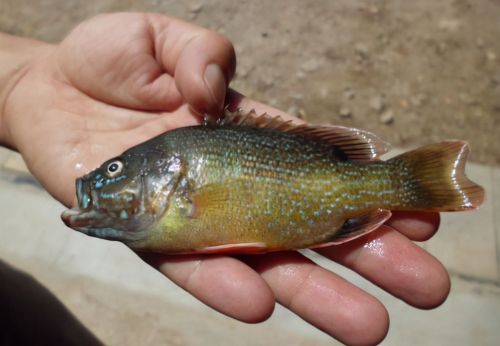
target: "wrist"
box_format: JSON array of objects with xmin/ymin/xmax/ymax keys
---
[{"xmin": 0, "ymin": 33, "xmax": 53, "ymax": 149}]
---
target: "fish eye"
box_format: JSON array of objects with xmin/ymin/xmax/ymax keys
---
[{"xmin": 106, "ymin": 160, "xmax": 123, "ymax": 177}]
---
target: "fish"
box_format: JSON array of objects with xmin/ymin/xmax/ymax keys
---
[{"xmin": 61, "ymin": 110, "xmax": 485, "ymax": 254}]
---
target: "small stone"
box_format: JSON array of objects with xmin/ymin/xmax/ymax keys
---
[
  {"xmin": 258, "ymin": 77, "xmax": 274, "ymax": 88},
  {"xmin": 233, "ymin": 43, "xmax": 245, "ymax": 55},
  {"xmin": 492, "ymin": 75, "xmax": 500, "ymax": 85},
  {"xmin": 287, "ymin": 105, "xmax": 302, "ymax": 116},
  {"xmin": 368, "ymin": 5, "xmax": 379, "ymax": 14},
  {"xmin": 370, "ymin": 96, "xmax": 385, "ymax": 112},
  {"xmin": 475, "ymin": 37, "xmax": 484, "ymax": 48},
  {"xmin": 410, "ymin": 95, "xmax": 421, "ymax": 107},
  {"xmin": 410, "ymin": 93, "xmax": 428, "ymax": 107},
  {"xmin": 298, "ymin": 108, "xmax": 307, "ymax": 120},
  {"xmin": 237, "ymin": 67, "xmax": 249, "ymax": 79},
  {"xmin": 376, "ymin": 55, "xmax": 389, "ymax": 64},
  {"xmin": 435, "ymin": 41, "xmax": 447, "ymax": 55},
  {"xmin": 486, "ymin": 50, "xmax": 497, "ymax": 62},
  {"xmin": 355, "ymin": 43, "xmax": 369, "ymax": 59},
  {"xmin": 320, "ymin": 88, "xmax": 329, "ymax": 98},
  {"xmin": 339, "ymin": 107, "xmax": 352, "ymax": 118},
  {"xmin": 459, "ymin": 93, "xmax": 475, "ymax": 105},
  {"xmin": 301, "ymin": 58, "xmax": 320, "ymax": 72},
  {"xmin": 362, "ymin": 4, "xmax": 380, "ymax": 15},
  {"xmin": 438, "ymin": 18, "xmax": 461, "ymax": 32},
  {"xmin": 296, "ymin": 71, "xmax": 306, "ymax": 79},
  {"xmin": 343, "ymin": 88, "xmax": 355, "ymax": 100},
  {"xmin": 189, "ymin": 3, "xmax": 203, "ymax": 13},
  {"xmin": 290, "ymin": 93, "xmax": 303, "ymax": 101},
  {"xmin": 352, "ymin": 64, "xmax": 364, "ymax": 73},
  {"xmin": 380, "ymin": 110, "xmax": 394, "ymax": 124},
  {"xmin": 287, "ymin": 105, "xmax": 299, "ymax": 116}
]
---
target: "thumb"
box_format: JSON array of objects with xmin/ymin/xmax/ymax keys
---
[
  {"xmin": 148, "ymin": 13, "xmax": 236, "ymax": 116},
  {"xmin": 172, "ymin": 31, "xmax": 236, "ymax": 116}
]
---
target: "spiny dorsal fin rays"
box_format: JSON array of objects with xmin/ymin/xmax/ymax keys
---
[{"xmin": 218, "ymin": 109, "xmax": 390, "ymax": 161}]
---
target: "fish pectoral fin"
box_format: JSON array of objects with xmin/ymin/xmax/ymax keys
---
[
  {"xmin": 219, "ymin": 109, "xmax": 389, "ymax": 161},
  {"xmin": 188, "ymin": 182, "xmax": 254, "ymax": 219},
  {"xmin": 310, "ymin": 209, "xmax": 392, "ymax": 248},
  {"xmin": 195, "ymin": 242, "xmax": 268, "ymax": 254}
]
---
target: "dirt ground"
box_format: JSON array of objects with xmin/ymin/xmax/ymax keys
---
[{"xmin": 1, "ymin": 0, "xmax": 499, "ymax": 165}]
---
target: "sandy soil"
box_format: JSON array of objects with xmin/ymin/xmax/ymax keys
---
[{"xmin": 1, "ymin": 0, "xmax": 498, "ymax": 165}]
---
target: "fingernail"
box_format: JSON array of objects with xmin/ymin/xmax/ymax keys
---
[{"xmin": 204, "ymin": 64, "xmax": 226, "ymax": 114}]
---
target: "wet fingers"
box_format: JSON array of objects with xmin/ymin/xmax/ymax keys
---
[
  {"xmin": 386, "ymin": 211, "xmax": 440, "ymax": 241},
  {"xmin": 316, "ymin": 226, "xmax": 450, "ymax": 309},
  {"xmin": 245, "ymin": 252, "xmax": 389, "ymax": 346},
  {"xmin": 143, "ymin": 253, "xmax": 275, "ymax": 323}
]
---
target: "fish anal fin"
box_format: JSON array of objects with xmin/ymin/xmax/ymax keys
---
[
  {"xmin": 220, "ymin": 109, "xmax": 389, "ymax": 161},
  {"xmin": 195, "ymin": 242, "xmax": 268, "ymax": 254},
  {"xmin": 310, "ymin": 209, "xmax": 392, "ymax": 248}
]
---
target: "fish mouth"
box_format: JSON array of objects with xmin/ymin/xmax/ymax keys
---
[
  {"xmin": 61, "ymin": 207, "xmax": 114, "ymax": 230},
  {"xmin": 61, "ymin": 176, "xmax": 153, "ymax": 243},
  {"xmin": 62, "ymin": 177, "xmax": 115, "ymax": 232},
  {"xmin": 61, "ymin": 177, "xmax": 147, "ymax": 242},
  {"xmin": 76, "ymin": 177, "xmax": 92, "ymax": 210},
  {"xmin": 61, "ymin": 208, "xmax": 130, "ymax": 241}
]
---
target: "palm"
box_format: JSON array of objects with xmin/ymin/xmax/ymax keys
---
[
  {"xmin": 25, "ymin": 90, "xmax": 199, "ymax": 206},
  {"xmin": 3, "ymin": 13, "xmax": 450, "ymax": 345},
  {"xmin": 7, "ymin": 13, "xmax": 223, "ymax": 206}
]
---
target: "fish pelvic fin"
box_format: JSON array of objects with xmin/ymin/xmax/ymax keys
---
[{"xmin": 390, "ymin": 141, "xmax": 485, "ymax": 211}]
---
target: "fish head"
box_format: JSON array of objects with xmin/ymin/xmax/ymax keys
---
[{"xmin": 61, "ymin": 150, "xmax": 184, "ymax": 244}]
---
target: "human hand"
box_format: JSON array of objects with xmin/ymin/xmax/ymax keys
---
[
  {"xmin": 1, "ymin": 13, "xmax": 449, "ymax": 345},
  {"xmin": 1, "ymin": 12, "xmax": 235, "ymax": 205}
]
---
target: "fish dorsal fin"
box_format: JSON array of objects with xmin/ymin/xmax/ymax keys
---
[
  {"xmin": 219, "ymin": 109, "xmax": 389, "ymax": 161},
  {"xmin": 310, "ymin": 209, "xmax": 392, "ymax": 248}
]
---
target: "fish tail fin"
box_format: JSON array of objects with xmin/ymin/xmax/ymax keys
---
[{"xmin": 389, "ymin": 141, "xmax": 484, "ymax": 211}]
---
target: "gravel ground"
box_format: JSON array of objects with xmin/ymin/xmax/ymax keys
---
[{"xmin": 1, "ymin": 0, "xmax": 499, "ymax": 164}]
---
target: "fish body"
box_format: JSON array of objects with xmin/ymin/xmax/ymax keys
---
[{"xmin": 62, "ymin": 111, "xmax": 484, "ymax": 254}]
